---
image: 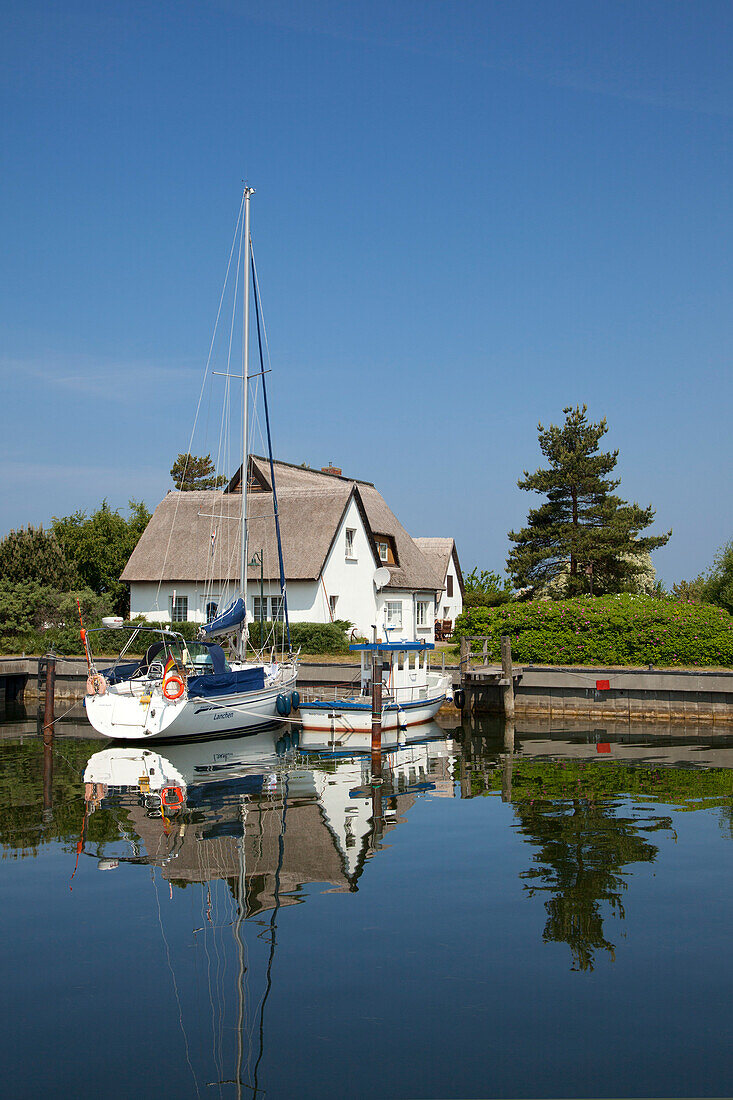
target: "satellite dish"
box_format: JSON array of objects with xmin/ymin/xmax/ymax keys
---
[{"xmin": 373, "ymin": 567, "xmax": 391, "ymax": 590}]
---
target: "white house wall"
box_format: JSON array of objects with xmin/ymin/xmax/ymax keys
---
[
  {"xmin": 320, "ymin": 496, "xmax": 381, "ymax": 638},
  {"xmin": 131, "ymin": 579, "xmax": 323, "ymax": 625},
  {"xmin": 375, "ymin": 588, "xmax": 436, "ymax": 643},
  {"xmin": 436, "ymin": 555, "xmax": 463, "ymax": 625}
]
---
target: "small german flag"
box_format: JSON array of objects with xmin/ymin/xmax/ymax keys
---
[{"xmin": 164, "ymin": 654, "xmax": 177, "ymax": 677}]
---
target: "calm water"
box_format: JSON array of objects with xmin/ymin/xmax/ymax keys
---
[{"xmin": 1, "ymin": 707, "xmax": 732, "ymax": 1099}]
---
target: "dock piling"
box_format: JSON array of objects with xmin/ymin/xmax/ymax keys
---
[{"xmin": 500, "ymin": 636, "xmax": 515, "ymax": 719}]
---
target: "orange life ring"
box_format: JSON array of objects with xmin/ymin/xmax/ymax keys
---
[
  {"xmin": 161, "ymin": 784, "xmax": 185, "ymax": 809},
  {"xmin": 163, "ymin": 674, "xmax": 185, "ymax": 701}
]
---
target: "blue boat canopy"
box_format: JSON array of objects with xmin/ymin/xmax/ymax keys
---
[
  {"xmin": 349, "ymin": 641, "xmax": 435, "ymax": 652},
  {"xmin": 200, "ymin": 597, "xmax": 246, "ymax": 639}
]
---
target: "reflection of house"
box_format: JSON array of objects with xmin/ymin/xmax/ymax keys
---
[
  {"xmin": 121, "ymin": 458, "xmax": 463, "ymax": 641},
  {"xmin": 126, "ymin": 797, "xmax": 356, "ymax": 913},
  {"xmin": 85, "ymin": 736, "xmax": 456, "ymax": 915}
]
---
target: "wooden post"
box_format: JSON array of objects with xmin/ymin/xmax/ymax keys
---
[
  {"xmin": 460, "ymin": 636, "xmax": 469, "ymax": 673},
  {"xmin": 501, "ymin": 718, "xmax": 514, "ymax": 802},
  {"xmin": 459, "ymin": 636, "xmax": 470, "ymax": 712},
  {"xmin": 42, "ymin": 653, "xmax": 55, "ymax": 822},
  {"xmin": 500, "ymin": 635, "xmax": 514, "ymax": 719}
]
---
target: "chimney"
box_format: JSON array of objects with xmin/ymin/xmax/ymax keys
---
[{"xmin": 321, "ymin": 463, "xmax": 342, "ymax": 476}]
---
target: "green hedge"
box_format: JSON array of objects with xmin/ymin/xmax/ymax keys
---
[
  {"xmin": 470, "ymin": 758, "xmax": 733, "ymax": 807},
  {"xmin": 248, "ymin": 619, "xmax": 351, "ymax": 654},
  {"xmin": 0, "ymin": 617, "xmax": 352, "ymax": 657},
  {"xmin": 453, "ymin": 594, "xmax": 733, "ymax": 667}
]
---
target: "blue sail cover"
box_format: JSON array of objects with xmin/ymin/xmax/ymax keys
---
[
  {"xmin": 201, "ymin": 598, "xmax": 246, "ymax": 639},
  {"xmin": 187, "ymin": 665, "xmax": 266, "ymax": 699}
]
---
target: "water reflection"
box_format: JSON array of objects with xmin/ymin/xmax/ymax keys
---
[
  {"xmin": 515, "ymin": 797, "xmax": 672, "ymax": 971},
  {"xmin": 81, "ymin": 725, "xmax": 458, "ymax": 903}
]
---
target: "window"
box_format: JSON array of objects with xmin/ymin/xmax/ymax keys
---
[
  {"xmin": 206, "ymin": 601, "xmax": 218, "ymax": 623},
  {"xmin": 329, "ymin": 594, "xmax": 338, "ymax": 618},
  {"xmin": 171, "ymin": 595, "xmax": 188, "ymax": 621},
  {"xmin": 446, "ymin": 574, "xmax": 453, "ymax": 598},
  {"xmin": 253, "ymin": 596, "xmax": 267, "ymax": 621},
  {"xmin": 385, "ymin": 601, "xmax": 402, "ymax": 628},
  {"xmin": 345, "ymin": 528, "xmax": 356, "ymax": 558},
  {"xmin": 415, "ymin": 601, "xmax": 429, "ymax": 628},
  {"xmin": 377, "ymin": 541, "xmax": 389, "ymax": 562},
  {"xmin": 270, "ymin": 596, "xmax": 284, "ymax": 622}
]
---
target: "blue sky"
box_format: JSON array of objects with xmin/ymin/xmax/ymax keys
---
[{"xmin": 2, "ymin": 0, "xmax": 732, "ymax": 585}]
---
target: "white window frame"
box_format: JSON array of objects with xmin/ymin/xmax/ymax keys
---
[
  {"xmin": 171, "ymin": 595, "xmax": 188, "ymax": 622},
  {"xmin": 378, "ymin": 541, "xmax": 389, "ymax": 562},
  {"xmin": 270, "ymin": 596, "xmax": 284, "ymax": 622},
  {"xmin": 253, "ymin": 595, "xmax": 268, "ymax": 621},
  {"xmin": 345, "ymin": 527, "xmax": 356, "ymax": 559},
  {"xmin": 329, "ymin": 594, "xmax": 338, "ymax": 618},
  {"xmin": 415, "ymin": 600, "xmax": 429, "ymax": 629},
  {"xmin": 385, "ymin": 601, "xmax": 402, "ymax": 628}
]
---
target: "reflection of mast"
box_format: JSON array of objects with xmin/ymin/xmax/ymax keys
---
[
  {"xmin": 234, "ymin": 796, "xmax": 249, "ymax": 1100},
  {"xmin": 252, "ymin": 775, "xmax": 288, "ymax": 1098}
]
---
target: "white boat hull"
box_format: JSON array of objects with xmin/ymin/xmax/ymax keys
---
[
  {"xmin": 85, "ymin": 670, "xmax": 298, "ymax": 741},
  {"xmin": 298, "ymin": 691, "xmax": 447, "ymax": 750}
]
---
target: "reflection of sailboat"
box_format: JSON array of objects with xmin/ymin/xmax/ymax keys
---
[
  {"xmin": 81, "ymin": 728, "xmax": 455, "ymax": 1093},
  {"xmin": 82, "ymin": 728, "xmax": 456, "ymax": 891}
]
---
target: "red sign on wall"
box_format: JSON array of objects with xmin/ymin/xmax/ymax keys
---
[
  {"xmin": 596, "ymin": 742, "xmax": 611, "ymax": 754},
  {"xmin": 596, "ymin": 679, "xmax": 610, "ymax": 691}
]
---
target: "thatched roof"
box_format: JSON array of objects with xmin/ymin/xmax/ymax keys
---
[
  {"xmin": 413, "ymin": 537, "xmax": 465, "ymax": 595},
  {"xmin": 122, "ymin": 458, "xmax": 446, "ymax": 592}
]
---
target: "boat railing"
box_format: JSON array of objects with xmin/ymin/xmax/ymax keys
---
[{"xmin": 300, "ymin": 678, "xmax": 448, "ymax": 707}]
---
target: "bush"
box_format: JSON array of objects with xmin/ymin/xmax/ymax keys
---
[
  {"xmin": 248, "ymin": 619, "xmax": 350, "ymax": 655},
  {"xmin": 453, "ymin": 594, "xmax": 733, "ymax": 667}
]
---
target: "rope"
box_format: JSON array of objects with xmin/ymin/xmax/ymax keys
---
[
  {"xmin": 156, "ymin": 192, "xmax": 246, "ymax": 616},
  {"xmin": 251, "ymin": 243, "xmax": 291, "ymax": 653}
]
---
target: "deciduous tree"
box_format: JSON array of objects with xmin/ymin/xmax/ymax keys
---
[
  {"xmin": 463, "ymin": 568, "xmax": 512, "ymax": 609},
  {"xmin": 507, "ymin": 405, "xmax": 670, "ymax": 596},
  {"xmin": 703, "ymin": 539, "xmax": 733, "ymax": 615},
  {"xmin": 0, "ymin": 525, "xmax": 77, "ymax": 589},
  {"xmin": 52, "ymin": 500, "xmax": 151, "ymax": 615}
]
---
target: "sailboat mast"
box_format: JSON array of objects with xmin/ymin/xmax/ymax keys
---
[{"xmin": 240, "ymin": 186, "xmax": 255, "ymax": 627}]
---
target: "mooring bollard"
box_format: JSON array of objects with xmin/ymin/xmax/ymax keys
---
[
  {"xmin": 42, "ymin": 652, "xmax": 56, "ymax": 821},
  {"xmin": 501, "ymin": 635, "xmax": 515, "ymax": 719}
]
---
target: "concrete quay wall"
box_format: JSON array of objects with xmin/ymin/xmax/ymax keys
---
[
  {"xmin": 473, "ymin": 665, "xmax": 733, "ymax": 725},
  {"xmin": 2, "ymin": 658, "xmax": 731, "ymax": 726}
]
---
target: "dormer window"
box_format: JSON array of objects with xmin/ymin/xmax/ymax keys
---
[{"xmin": 373, "ymin": 534, "xmax": 397, "ymax": 566}]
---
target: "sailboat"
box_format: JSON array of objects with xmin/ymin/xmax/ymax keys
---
[{"xmin": 83, "ymin": 188, "xmax": 298, "ymax": 741}]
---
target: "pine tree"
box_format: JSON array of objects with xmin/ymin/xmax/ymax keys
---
[
  {"xmin": 170, "ymin": 453, "xmax": 227, "ymax": 491},
  {"xmin": 507, "ymin": 405, "xmax": 671, "ymax": 596}
]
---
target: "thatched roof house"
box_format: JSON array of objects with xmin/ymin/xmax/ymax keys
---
[{"xmin": 123, "ymin": 457, "xmax": 462, "ymax": 639}]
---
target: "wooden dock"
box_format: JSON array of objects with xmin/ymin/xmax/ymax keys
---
[{"xmin": 459, "ymin": 635, "xmax": 522, "ymax": 715}]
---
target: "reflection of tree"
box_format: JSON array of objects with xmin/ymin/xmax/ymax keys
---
[
  {"xmin": 514, "ymin": 798, "xmax": 672, "ymax": 971},
  {"xmin": 0, "ymin": 738, "xmax": 123, "ymax": 857}
]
